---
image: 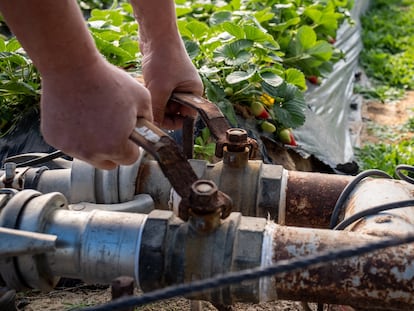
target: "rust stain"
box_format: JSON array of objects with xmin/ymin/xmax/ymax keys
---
[{"xmin": 285, "ymin": 171, "xmax": 351, "ymax": 228}]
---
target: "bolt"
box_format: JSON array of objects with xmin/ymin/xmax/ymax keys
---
[
  {"xmin": 4, "ymin": 162, "xmax": 16, "ymax": 182},
  {"xmin": 111, "ymin": 276, "xmax": 134, "ymax": 311},
  {"xmin": 190, "ymin": 180, "xmax": 218, "ymax": 208},
  {"xmin": 226, "ymin": 128, "xmax": 248, "ymax": 144}
]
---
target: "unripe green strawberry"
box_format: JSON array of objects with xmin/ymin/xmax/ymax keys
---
[
  {"xmin": 279, "ymin": 128, "xmax": 297, "ymax": 146},
  {"xmin": 261, "ymin": 121, "xmax": 276, "ymax": 133},
  {"xmin": 251, "ymin": 102, "xmax": 270, "ymax": 119},
  {"xmin": 224, "ymin": 87, "xmax": 233, "ymax": 96}
]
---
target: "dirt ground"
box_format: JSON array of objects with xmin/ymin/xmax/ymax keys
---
[
  {"xmin": 12, "ymin": 92, "xmax": 414, "ymax": 311},
  {"xmin": 359, "ymin": 90, "xmax": 414, "ymax": 145}
]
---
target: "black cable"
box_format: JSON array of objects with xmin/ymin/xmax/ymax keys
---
[
  {"xmin": 76, "ymin": 233, "xmax": 414, "ymax": 311},
  {"xmin": 329, "ymin": 169, "xmax": 392, "ymax": 229},
  {"xmin": 395, "ymin": 164, "xmax": 414, "ymax": 184},
  {"xmin": 333, "ymin": 199, "xmax": 414, "ymax": 230},
  {"xmin": 4, "ymin": 150, "xmax": 66, "ymax": 168}
]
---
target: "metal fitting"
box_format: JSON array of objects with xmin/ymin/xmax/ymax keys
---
[
  {"xmin": 0, "ymin": 189, "xmax": 148, "ymax": 291},
  {"xmin": 226, "ymin": 128, "xmax": 248, "ymax": 145},
  {"xmin": 187, "ymin": 179, "xmax": 232, "ymax": 233},
  {"xmin": 0, "ymin": 163, "xmax": 25, "ymax": 190},
  {"xmin": 138, "ymin": 210, "xmax": 271, "ymax": 306},
  {"xmin": 223, "ymin": 128, "xmax": 249, "ymax": 168},
  {"xmin": 190, "ymin": 180, "xmax": 218, "ymax": 211}
]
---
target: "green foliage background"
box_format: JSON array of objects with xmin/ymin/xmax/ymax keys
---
[
  {"xmin": 356, "ymin": 0, "xmax": 414, "ymax": 176},
  {"xmin": 0, "ymin": 0, "xmax": 352, "ymax": 142}
]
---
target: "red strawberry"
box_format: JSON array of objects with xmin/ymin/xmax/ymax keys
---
[
  {"xmin": 327, "ymin": 36, "xmax": 336, "ymax": 44},
  {"xmin": 251, "ymin": 102, "xmax": 270, "ymax": 119},
  {"xmin": 307, "ymin": 75, "xmax": 320, "ymax": 85},
  {"xmin": 279, "ymin": 128, "xmax": 297, "ymax": 146}
]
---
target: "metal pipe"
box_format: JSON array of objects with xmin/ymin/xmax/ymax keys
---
[
  {"xmin": 283, "ymin": 170, "xmax": 352, "ymax": 227},
  {"xmin": 1, "ymin": 156, "xmax": 352, "ymax": 228},
  {"xmin": 1, "ymin": 189, "xmax": 414, "ymax": 309}
]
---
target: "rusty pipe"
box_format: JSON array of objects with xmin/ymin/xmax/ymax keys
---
[
  {"xmin": 1, "ymin": 189, "xmax": 414, "ymax": 309},
  {"xmin": 283, "ymin": 170, "xmax": 352, "ymax": 228},
  {"xmin": 1, "ymin": 156, "xmax": 352, "ymax": 228},
  {"xmin": 137, "ymin": 158, "xmax": 352, "ymax": 228}
]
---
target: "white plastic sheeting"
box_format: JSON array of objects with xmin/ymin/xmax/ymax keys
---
[{"xmin": 293, "ymin": 1, "xmax": 371, "ymax": 168}]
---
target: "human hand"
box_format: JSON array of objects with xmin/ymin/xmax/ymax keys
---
[
  {"xmin": 140, "ymin": 39, "xmax": 203, "ymax": 129},
  {"xmin": 40, "ymin": 59, "xmax": 152, "ymax": 170}
]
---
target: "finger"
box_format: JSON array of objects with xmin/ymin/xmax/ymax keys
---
[{"xmin": 147, "ymin": 83, "xmax": 169, "ymax": 127}]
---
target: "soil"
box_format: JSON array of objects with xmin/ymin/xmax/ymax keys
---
[
  {"xmin": 11, "ymin": 92, "xmax": 414, "ymax": 311},
  {"xmin": 359, "ymin": 90, "xmax": 414, "ymax": 145}
]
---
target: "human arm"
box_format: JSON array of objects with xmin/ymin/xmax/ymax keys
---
[
  {"xmin": 0, "ymin": 0, "xmax": 153, "ymax": 169},
  {"xmin": 131, "ymin": 0, "xmax": 203, "ymax": 129}
]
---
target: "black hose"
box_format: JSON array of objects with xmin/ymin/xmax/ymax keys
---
[
  {"xmin": 334, "ymin": 199, "xmax": 414, "ymax": 230},
  {"xmin": 3, "ymin": 150, "xmax": 65, "ymax": 168},
  {"xmin": 329, "ymin": 169, "xmax": 392, "ymax": 229},
  {"xmin": 395, "ymin": 164, "xmax": 414, "ymax": 184}
]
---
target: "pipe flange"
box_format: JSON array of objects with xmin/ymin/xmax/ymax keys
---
[
  {"xmin": 0, "ymin": 189, "xmax": 42, "ymax": 291},
  {"xmin": 70, "ymin": 159, "xmax": 96, "ymax": 203},
  {"xmin": 16, "ymin": 192, "xmax": 68, "ymax": 291},
  {"xmin": 118, "ymin": 148, "xmax": 145, "ymax": 202}
]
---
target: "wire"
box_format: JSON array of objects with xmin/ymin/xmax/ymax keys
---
[
  {"xmin": 395, "ymin": 164, "xmax": 414, "ymax": 184},
  {"xmin": 333, "ymin": 199, "xmax": 414, "ymax": 230},
  {"xmin": 3, "ymin": 150, "xmax": 65, "ymax": 168},
  {"xmin": 76, "ymin": 233, "xmax": 414, "ymax": 311},
  {"xmin": 329, "ymin": 169, "xmax": 392, "ymax": 229}
]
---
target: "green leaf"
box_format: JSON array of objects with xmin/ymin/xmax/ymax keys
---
[
  {"xmin": 184, "ymin": 39, "xmax": 200, "ymax": 60},
  {"xmin": 0, "ymin": 81, "xmax": 38, "ymax": 96},
  {"xmin": 254, "ymin": 8, "xmax": 275, "ymax": 23},
  {"xmin": 259, "ymin": 71, "xmax": 284, "ymax": 87},
  {"xmin": 0, "ymin": 52, "xmax": 28, "ymax": 66},
  {"xmin": 213, "ymin": 39, "xmax": 253, "ymax": 65},
  {"xmin": 203, "ymin": 78, "xmax": 226, "ymax": 103},
  {"xmin": 226, "ymin": 68, "xmax": 256, "ymax": 84},
  {"xmin": 304, "ymin": 8, "xmax": 323, "ymax": 23},
  {"xmin": 209, "ymin": 11, "xmax": 232, "ymax": 25},
  {"xmin": 285, "ymin": 68, "xmax": 307, "ymax": 91},
  {"xmin": 244, "ymin": 25, "xmax": 279, "ymax": 48},
  {"xmin": 92, "ymin": 32, "xmax": 135, "ymax": 66},
  {"xmin": 296, "ymin": 26, "xmax": 317, "ymax": 51},
  {"xmin": 262, "ymin": 82, "xmax": 306, "ymax": 128},
  {"xmin": 176, "ymin": 6, "xmax": 193, "ymax": 17},
  {"xmin": 185, "ymin": 20, "xmax": 210, "ymax": 40},
  {"xmin": 217, "ymin": 100, "xmax": 238, "ymax": 126},
  {"xmin": 221, "ymin": 22, "xmax": 245, "ymax": 39},
  {"xmin": 307, "ymin": 41, "xmax": 333, "ymax": 61},
  {"xmin": 5, "ymin": 38, "xmax": 21, "ymax": 52}
]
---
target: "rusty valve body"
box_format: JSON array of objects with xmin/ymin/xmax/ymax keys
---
[{"xmin": 187, "ymin": 180, "xmax": 233, "ymax": 233}]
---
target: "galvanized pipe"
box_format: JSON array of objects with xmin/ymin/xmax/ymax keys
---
[
  {"xmin": 1, "ymin": 189, "xmax": 414, "ymax": 309},
  {"xmin": 0, "ymin": 191, "xmax": 147, "ymax": 291},
  {"xmin": 0, "ymin": 157, "xmax": 351, "ymax": 228}
]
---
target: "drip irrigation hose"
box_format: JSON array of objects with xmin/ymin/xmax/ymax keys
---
[
  {"xmin": 395, "ymin": 164, "xmax": 414, "ymax": 185},
  {"xmin": 77, "ymin": 233, "xmax": 414, "ymax": 311},
  {"xmin": 3, "ymin": 150, "xmax": 65, "ymax": 168},
  {"xmin": 329, "ymin": 169, "xmax": 393, "ymax": 229},
  {"xmin": 333, "ymin": 199, "xmax": 414, "ymax": 230}
]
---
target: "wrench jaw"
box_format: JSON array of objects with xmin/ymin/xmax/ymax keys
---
[{"xmin": 131, "ymin": 94, "xmax": 257, "ymax": 228}]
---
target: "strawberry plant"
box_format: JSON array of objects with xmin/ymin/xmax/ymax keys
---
[
  {"xmin": 0, "ymin": 37, "xmax": 41, "ymax": 136},
  {"xmin": 175, "ymin": 0, "xmax": 352, "ymax": 142},
  {"xmin": 360, "ymin": 0, "xmax": 414, "ymax": 90},
  {"xmin": 0, "ymin": 0, "xmax": 354, "ymax": 148},
  {"xmin": 87, "ymin": 2, "xmax": 140, "ymax": 68}
]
